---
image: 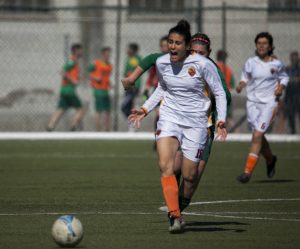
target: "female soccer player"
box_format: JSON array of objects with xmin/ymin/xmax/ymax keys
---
[
  {"xmin": 236, "ymin": 32, "xmax": 289, "ymax": 183},
  {"xmin": 128, "ymin": 20, "xmax": 227, "ymax": 233},
  {"xmin": 122, "ymin": 33, "xmax": 231, "ymax": 213}
]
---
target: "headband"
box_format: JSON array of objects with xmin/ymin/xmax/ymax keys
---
[{"xmin": 191, "ymin": 37, "xmax": 210, "ymax": 44}]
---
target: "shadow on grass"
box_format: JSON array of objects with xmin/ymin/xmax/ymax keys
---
[
  {"xmin": 254, "ymin": 179, "xmax": 297, "ymax": 184},
  {"xmin": 184, "ymin": 221, "xmax": 249, "ymax": 233}
]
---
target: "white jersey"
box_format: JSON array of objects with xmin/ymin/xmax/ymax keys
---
[
  {"xmin": 241, "ymin": 56, "xmax": 289, "ymax": 104},
  {"xmin": 143, "ymin": 53, "xmax": 227, "ymax": 128}
]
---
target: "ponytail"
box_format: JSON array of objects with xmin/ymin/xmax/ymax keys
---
[{"xmin": 168, "ymin": 19, "xmax": 191, "ymax": 45}]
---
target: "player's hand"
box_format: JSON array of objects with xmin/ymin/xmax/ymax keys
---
[
  {"xmin": 128, "ymin": 108, "xmax": 147, "ymax": 129},
  {"xmin": 236, "ymin": 81, "xmax": 246, "ymax": 94},
  {"xmin": 121, "ymin": 77, "xmax": 135, "ymax": 91},
  {"xmin": 215, "ymin": 121, "xmax": 227, "ymax": 141},
  {"xmin": 274, "ymin": 83, "xmax": 285, "ymax": 97}
]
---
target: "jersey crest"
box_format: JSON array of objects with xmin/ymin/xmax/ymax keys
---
[{"xmin": 188, "ymin": 66, "xmax": 196, "ymax": 77}]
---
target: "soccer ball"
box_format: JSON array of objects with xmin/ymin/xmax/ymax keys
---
[{"xmin": 51, "ymin": 215, "xmax": 83, "ymax": 248}]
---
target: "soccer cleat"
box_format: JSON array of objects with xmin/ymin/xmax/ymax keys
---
[
  {"xmin": 236, "ymin": 172, "xmax": 251, "ymax": 183},
  {"xmin": 267, "ymin": 155, "xmax": 277, "ymax": 178},
  {"xmin": 168, "ymin": 214, "xmax": 184, "ymax": 233},
  {"xmin": 178, "ymin": 216, "xmax": 186, "ymax": 228},
  {"xmin": 46, "ymin": 126, "xmax": 54, "ymax": 132}
]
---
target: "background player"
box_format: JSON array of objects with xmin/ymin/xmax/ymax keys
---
[
  {"xmin": 47, "ymin": 43, "xmax": 84, "ymax": 131},
  {"xmin": 88, "ymin": 47, "xmax": 112, "ymax": 131},
  {"xmin": 121, "ymin": 43, "xmax": 142, "ymax": 121},
  {"xmin": 285, "ymin": 51, "xmax": 300, "ymax": 134},
  {"xmin": 216, "ymin": 49, "xmax": 235, "ymax": 130},
  {"xmin": 143, "ymin": 35, "xmax": 168, "ymax": 148},
  {"xmin": 236, "ymin": 32, "xmax": 289, "ymax": 183},
  {"xmin": 128, "ymin": 20, "xmax": 227, "ymax": 233}
]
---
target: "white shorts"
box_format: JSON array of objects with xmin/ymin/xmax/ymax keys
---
[
  {"xmin": 156, "ymin": 119, "xmax": 207, "ymax": 163},
  {"xmin": 246, "ymin": 101, "xmax": 278, "ymax": 133}
]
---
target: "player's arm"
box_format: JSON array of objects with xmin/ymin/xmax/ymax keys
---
[
  {"xmin": 62, "ymin": 60, "xmax": 79, "ymax": 85},
  {"xmin": 275, "ymin": 63, "xmax": 289, "ymax": 97},
  {"xmin": 128, "ymin": 83, "xmax": 165, "ymax": 128},
  {"xmin": 122, "ymin": 53, "xmax": 163, "ymax": 90},
  {"xmin": 87, "ymin": 63, "xmax": 102, "ymax": 83},
  {"xmin": 236, "ymin": 60, "xmax": 251, "ymax": 93},
  {"xmin": 202, "ymin": 62, "xmax": 227, "ymax": 141}
]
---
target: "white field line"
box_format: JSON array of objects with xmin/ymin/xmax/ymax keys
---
[
  {"xmin": 1, "ymin": 198, "xmax": 300, "ymax": 223},
  {"xmin": 183, "ymin": 212, "xmax": 300, "ymax": 222},
  {"xmin": 189, "ymin": 198, "xmax": 300, "ymax": 206},
  {"xmin": 0, "ymin": 132, "xmax": 299, "ymax": 142},
  {"xmin": 0, "ymin": 210, "xmax": 299, "ymax": 223}
]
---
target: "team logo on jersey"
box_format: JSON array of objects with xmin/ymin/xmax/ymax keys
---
[
  {"xmin": 261, "ymin": 122, "xmax": 266, "ymax": 130},
  {"xmin": 270, "ymin": 68, "xmax": 277, "ymax": 74},
  {"xmin": 188, "ymin": 66, "xmax": 196, "ymax": 77}
]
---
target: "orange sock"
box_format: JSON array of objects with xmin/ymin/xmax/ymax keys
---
[
  {"xmin": 161, "ymin": 175, "xmax": 181, "ymax": 218},
  {"xmin": 244, "ymin": 153, "xmax": 259, "ymax": 174}
]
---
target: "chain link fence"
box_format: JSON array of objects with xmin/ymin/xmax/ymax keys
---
[{"xmin": 0, "ymin": 2, "xmax": 299, "ymax": 133}]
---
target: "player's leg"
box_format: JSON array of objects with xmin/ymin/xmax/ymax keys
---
[
  {"xmin": 121, "ymin": 90, "xmax": 135, "ymax": 118},
  {"xmin": 261, "ymin": 135, "xmax": 277, "ymax": 178},
  {"xmin": 103, "ymin": 112, "xmax": 111, "ymax": 131},
  {"xmin": 95, "ymin": 111, "xmax": 102, "ymax": 131},
  {"xmin": 178, "ymin": 127, "xmax": 213, "ymax": 212},
  {"xmin": 47, "ymin": 94, "xmax": 67, "ymax": 131},
  {"xmin": 70, "ymin": 95, "xmax": 84, "ymax": 131},
  {"xmin": 156, "ymin": 120, "xmax": 183, "ymax": 233},
  {"xmin": 47, "ymin": 109, "xmax": 65, "ymax": 131},
  {"xmin": 173, "ymin": 151, "xmax": 183, "ymax": 185},
  {"xmin": 237, "ymin": 102, "xmax": 277, "ymax": 183},
  {"xmin": 157, "ymin": 137, "xmax": 182, "ymax": 233},
  {"xmin": 70, "ymin": 107, "xmax": 84, "ymax": 131},
  {"xmin": 103, "ymin": 95, "xmax": 112, "ymax": 131},
  {"xmin": 178, "ymin": 126, "xmax": 207, "ymax": 211}
]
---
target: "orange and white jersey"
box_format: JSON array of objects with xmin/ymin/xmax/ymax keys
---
[
  {"xmin": 143, "ymin": 53, "xmax": 226, "ymax": 128},
  {"xmin": 241, "ymin": 56, "xmax": 289, "ymax": 104}
]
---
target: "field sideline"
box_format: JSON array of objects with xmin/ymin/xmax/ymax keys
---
[{"xmin": 0, "ymin": 140, "xmax": 299, "ymax": 249}]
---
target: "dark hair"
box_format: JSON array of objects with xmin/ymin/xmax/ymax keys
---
[
  {"xmin": 101, "ymin": 47, "xmax": 111, "ymax": 53},
  {"xmin": 216, "ymin": 50, "xmax": 228, "ymax": 61},
  {"xmin": 168, "ymin": 19, "xmax": 191, "ymax": 45},
  {"xmin": 160, "ymin": 35, "xmax": 168, "ymax": 43},
  {"xmin": 191, "ymin": 33, "xmax": 211, "ymax": 50},
  {"xmin": 71, "ymin": 43, "xmax": 82, "ymax": 53},
  {"xmin": 128, "ymin": 43, "xmax": 139, "ymax": 53},
  {"xmin": 255, "ymin": 32, "xmax": 274, "ymax": 55}
]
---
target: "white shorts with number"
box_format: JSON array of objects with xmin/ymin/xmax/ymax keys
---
[
  {"xmin": 246, "ymin": 100, "xmax": 278, "ymax": 133},
  {"xmin": 155, "ymin": 119, "xmax": 207, "ymax": 163}
]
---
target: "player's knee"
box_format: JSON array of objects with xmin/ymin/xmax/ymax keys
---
[
  {"xmin": 159, "ymin": 159, "xmax": 173, "ymax": 176},
  {"xmin": 252, "ymin": 131, "xmax": 263, "ymax": 143},
  {"xmin": 182, "ymin": 172, "xmax": 197, "ymax": 183}
]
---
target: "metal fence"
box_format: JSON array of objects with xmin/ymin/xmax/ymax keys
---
[{"xmin": 0, "ymin": 3, "xmax": 299, "ymax": 133}]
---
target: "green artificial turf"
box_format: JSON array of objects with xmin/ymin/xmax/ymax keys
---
[{"xmin": 0, "ymin": 140, "xmax": 299, "ymax": 249}]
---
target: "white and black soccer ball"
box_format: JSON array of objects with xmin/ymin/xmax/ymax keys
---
[{"xmin": 51, "ymin": 215, "xmax": 83, "ymax": 248}]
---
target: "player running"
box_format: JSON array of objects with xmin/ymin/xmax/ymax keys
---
[
  {"xmin": 128, "ymin": 20, "xmax": 227, "ymax": 233},
  {"xmin": 47, "ymin": 43, "xmax": 84, "ymax": 131},
  {"xmin": 88, "ymin": 47, "xmax": 113, "ymax": 131},
  {"xmin": 236, "ymin": 32, "xmax": 289, "ymax": 183},
  {"xmin": 122, "ymin": 32, "xmax": 231, "ymax": 213}
]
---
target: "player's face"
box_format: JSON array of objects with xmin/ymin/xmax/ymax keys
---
[
  {"xmin": 190, "ymin": 43, "xmax": 210, "ymax": 57},
  {"xmin": 160, "ymin": 40, "xmax": 169, "ymax": 53},
  {"xmin": 102, "ymin": 50, "xmax": 111, "ymax": 62},
  {"xmin": 75, "ymin": 48, "xmax": 83, "ymax": 58},
  {"xmin": 168, "ymin": 33, "xmax": 188, "ymax": 62},
  {"xmin": 256, "ymin": 37, "xmax": 271, "ymax": 58}
]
